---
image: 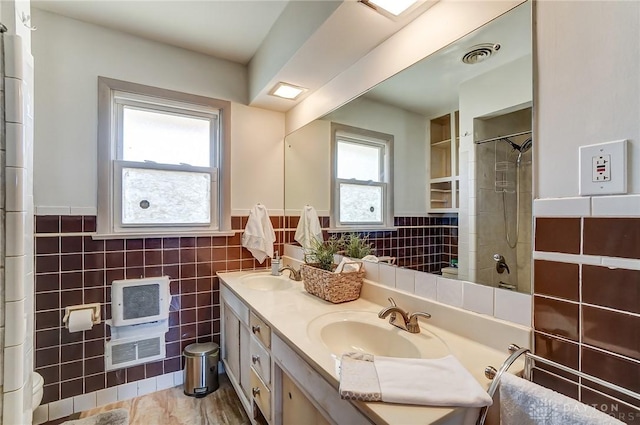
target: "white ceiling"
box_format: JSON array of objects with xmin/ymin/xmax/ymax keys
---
[
  {"xmin": 32, "ymin": 0, "xmax": 290, "ymax": 64},
  {"xmin": 31, "ymin": 0, "xmax": 435, "ymax": 111},
  {"xmin": 363, "ymin": 2, "xmax": 531, "ymax": 117}
]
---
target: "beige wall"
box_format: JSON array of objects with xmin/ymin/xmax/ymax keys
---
[
  {"xmin": 535, "ymin": 1, "xmax": 640, "ymax": 198},
  {"xmin": 32, "ymin": 9, "xmax": 284, "ymax": 214}
]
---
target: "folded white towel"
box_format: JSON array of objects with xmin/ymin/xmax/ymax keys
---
[
  {"xmin": 295, "ymin": 205, "xmax": 323, "ymax": 252},
  {"xmin": 340, "ymin": 353, "xmax": 492, "ymax": 408},
  {"xmin": 333, "ymin": 257, "xmax": 362, "ymax": 274},
  {"xmin": 241, "ymin": 204, "xmax": 276, "ymax": 264},
  {"xmin": 361, "ymin": 255, "xmax": 379, "ymax": 263},
  {"xmin": 500, "ymin": 373, "xmax": 624, "ymax": 425}
]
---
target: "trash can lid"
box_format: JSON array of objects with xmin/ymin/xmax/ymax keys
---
[{"xmin": 184, "ymin": 342, "xmax": 219, "ymax": 356}]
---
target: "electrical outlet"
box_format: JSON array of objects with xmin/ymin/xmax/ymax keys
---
[
  {"xmin": 592, "ymin": 154, "xmax": 611, "ymax": 182},
  {"xmin": 579, "ymin": 140, "xmax": 627, "ymax": 196}
]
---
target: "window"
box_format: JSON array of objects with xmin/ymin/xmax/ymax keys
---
[
  {"xmin": 331, "ymin": 124, "xmax": 393, "ymax": 228},
  {"xmin": 97, "ymin": 77, "xmax": 231, "ymax": 236}
]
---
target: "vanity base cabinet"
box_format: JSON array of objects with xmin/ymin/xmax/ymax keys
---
[
  {"xmin": 282, "ymin": 372, "xmax": 331, "ymax": 425},
  {"xmin": 272, "ymin": 334, "xmax": 371, "ymax": 425},
  {"xmin": 221, "ymin": 287, "xmax": 252, "ymax": 417}
]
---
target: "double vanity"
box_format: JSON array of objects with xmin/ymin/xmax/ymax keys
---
[{"xmin": 219, "ymin": 263, "xmax": 531, "ymax": 425}]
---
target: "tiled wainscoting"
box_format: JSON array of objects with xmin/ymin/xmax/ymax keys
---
[
  {"xmin": 532, "ymin": 196, "xmax": 640, "ymax": 420},
  {"xmin": 34, "ymin": 371, "xmax": 184, "ymax": 424},
  {"xmin": 33, "ymin": 215, "xmax": 284, "ymax": 418},
  {"xmin": 284, "ymin": 215, "xmax": 458, "ymax": 273}
]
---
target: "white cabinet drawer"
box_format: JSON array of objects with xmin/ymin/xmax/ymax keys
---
[
  {"xmin": 250, "ymin": 311, "xmax": 271, "ymax": 349},
  {"xmin": 250, "ymin": 335, "xmax": 271, "ymax": 385},
  {"xmin": 251, "ymin": 368, "xmax": 272, "ymax": 422}
]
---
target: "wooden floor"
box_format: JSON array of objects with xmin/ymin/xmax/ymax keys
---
[{"xmin": 58, "ymin": 375, "xmax": 250, "ymax": 425}]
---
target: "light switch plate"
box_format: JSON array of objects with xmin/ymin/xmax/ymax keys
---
[{"xmin": 579, "ymin": 140, "xmax": 627, "ymax": 196}]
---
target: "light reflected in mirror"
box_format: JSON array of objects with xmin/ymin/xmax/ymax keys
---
[{"xmin": 284, "ymin": 2, "xmax": 533, "ymax": 293}]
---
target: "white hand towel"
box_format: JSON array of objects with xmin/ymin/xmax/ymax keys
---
[
  {"xmin": 340, "ymin": 353, "xmax": 492, "ymax": 408},
  {"xmin": 375, "ymin": 355, "xmax": 493, "ymax": 407},
  {"xmin": 295, "ymin": 205, "xmax": 323, "ymax": 252},
  {"xmin": 500, "ymin": 373, "xmax": 624, "ymax": 425},
  {"xmin": 333, "ymin": 257, "xmax": 362, "ymax": 274},
  {"xmin": 241, "ymin": 204, "xmax": 276, "ymax": 264}
]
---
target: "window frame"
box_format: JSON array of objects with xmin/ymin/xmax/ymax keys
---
[
  {"xmin": 97, "ymin": 77, "xmax": 231, "ymax": 237},
  {"xmin": 331, "ymin": 123, "xmax": 394, "ymax": 230}
]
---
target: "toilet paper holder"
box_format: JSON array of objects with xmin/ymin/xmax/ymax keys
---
[{"xmin": 63, "ymin": 303, "xmax": 101, "ymax": 329}]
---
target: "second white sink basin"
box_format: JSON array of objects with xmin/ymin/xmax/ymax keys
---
[
  {"xmin": 307, "ymin": 311, "xmax": 450, "ymax": 359},
  {"xmin": 240, "ymin": 273, "xmax": 294, "ymax": 291}
]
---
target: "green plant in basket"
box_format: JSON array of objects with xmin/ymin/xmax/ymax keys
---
[
  {"xmin": 343, "ymin": 233, "xmax": 373, "ymax": 259},
  {"xmin": 305, "ymin": 235, "xmax": 344, "ymax": 271}
]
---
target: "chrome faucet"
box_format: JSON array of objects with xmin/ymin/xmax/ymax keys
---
[
  {"xmin": 278, "ymin": 265, "xmax": 302, "ymax": 281},
  {"xmin": 493, "ymin": 254, "xmax": 510, "ymax": 274},
  {"xmin": 378, "ymin": 298, "xmax": 431, "ymax": 334}
]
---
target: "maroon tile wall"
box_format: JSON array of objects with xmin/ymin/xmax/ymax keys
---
[
  {"xmin": 35, "ymin": 215, "xmax": 284, "ymax": 404},
  {"xmin": 533, "ymin": 216, "xmax": 640, "ymax": 418},
  {"xmin": 284, "ymin": 215, "xmax": 458, "ymax": 274}
]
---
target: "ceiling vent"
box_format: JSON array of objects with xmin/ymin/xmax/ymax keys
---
[{"xmin": 461, "ymin": 43, "xmax": 501, "ymax": 65}]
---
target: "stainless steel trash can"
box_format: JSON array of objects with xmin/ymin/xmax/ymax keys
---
[{"xmin": 183, "ymin": 342, "xmax": 219, "ymax": 397}]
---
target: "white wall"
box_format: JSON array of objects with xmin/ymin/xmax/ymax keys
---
[
  {"xmin": 284, "ymin": 97, "xmax": 428, "ymax": 217},
  {"xmin": 32, "ymin": 8, "xmax": 284, "ymax": 213},
  {"xmin": 535, "ymin": 1, "xmax": 640, "ymax": 198},
  {"xmin": 284, "ymin": 120, "xmax": 331, "ymax": 215},
  {"xmin": 326, "ymin": 97, "xmax": 428, "ymax": 216},
  {"xmin": 457, "ymin": 55, "xmax": 532, "ymax": 283}
]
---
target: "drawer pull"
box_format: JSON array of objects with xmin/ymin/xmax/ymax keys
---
[
  {"xmin": 252, "ymin": 387, "xmax": 261, "ymax": 397},
  {"xmin": 252, "ymin": 325, "xmax": 261, "ymax": 333},
  {"xmin": 252, "ymin": 355, "xmax": 260, "ymax": 364}
]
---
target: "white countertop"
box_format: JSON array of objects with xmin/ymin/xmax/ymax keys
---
[{"xmin": 218, "ymin": 270, "xmax": 530, "ymax": 425}]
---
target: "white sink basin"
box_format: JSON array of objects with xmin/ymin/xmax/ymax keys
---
[
  {"xmin": 240, "ymin": 273, "xmax": 294, "ymax": 291},
  {"xmin": 307, "ymin": 311, "xmax": 450, "ymax": 359}
]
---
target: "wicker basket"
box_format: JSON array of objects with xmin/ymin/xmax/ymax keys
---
[{"xmin": 300, "ymin": 262, "xmax": 365, "ymax": 303}]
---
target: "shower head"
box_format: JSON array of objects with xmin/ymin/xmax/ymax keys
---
[
  {"xmin": 501, "ymin": 137, "xmax": 532, "ymax": 153},
  {"xmin": 520, "ymin": 138, "xmax": 533, "ymax": 153}
]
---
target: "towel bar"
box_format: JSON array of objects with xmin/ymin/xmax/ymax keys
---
[{"xmin": 476, "ymin": 344, "xmax": 640, "ymax": 425}]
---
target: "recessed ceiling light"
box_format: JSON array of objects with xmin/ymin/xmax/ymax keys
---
[
  {"xmin": 363, "ymin": 0, "xmax": 418, "ymax": 16},
  {"xmin": 269, "ymin": 82, "xmax": 307, "ymax": 100}
]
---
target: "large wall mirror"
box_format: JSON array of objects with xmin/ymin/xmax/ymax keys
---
[{"xmin": 284, "ymin": 2, "xmax": 533, "ymax": 294}]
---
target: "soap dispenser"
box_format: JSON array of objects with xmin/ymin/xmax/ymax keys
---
[{"xmin": 271, "ymin": 251, "xmax": 281, "ymax": 276}]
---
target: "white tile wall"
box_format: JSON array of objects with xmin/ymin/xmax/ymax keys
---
[
  {"xmin": 173, "ymin": 370, "xmax": 185, "ymax": 386},
  {"xmin": 533, "ymin": 197, "xmax": 591, "ymax": 217},
  {"xmin": 4, "ymin": 299, "xmax": 26, "ymax": 347},
  {"xmin": 3, "ymin": 33, "xmax": 34, "ymax": 425},
  {"xmin": 436, "ymin": 277, "xmax": 463, "ymax": 308},
  {"xmin": 283, "ymin": 244, "xmax": 535, "ymax": 327},
  {"xmin": 378, "ymin": 263, "xmax": 396, "ymax": 288},
  {"xmin": 137, "ymin": 377, "xmax": 157, "ymax": 396},
  {"xmin": 3, "ymin": 344, "xmax": 24, "ymax": 392},
  {"xmin": 73, "ymin": 392, "xmax": 97, "ymax": 413},
  {"xmin": 462, "ymin": 282, "xmax": 494, "ymax": 315},
  {"xmin": 48, "ymin": 398, "xmax": 74, "ymax": 421},
  {"xmin": 96, "ymin": 387, "xmax": 118, "ymax": 407},
  {"xmin": 33, "ymin": 404, "xmax": 48, "ymax": 425},
  {"xmin": 362, "ymin": 260, "xmax": 379, "ymax": 282},
  {"xmin": 156, "ymin": 373, "xmax": 175, "ymax": 391},
  {"xmin": 395, "ymin": 268, "xmax": 415, "ymax": 293},
  {"xmin": 117, "ymin": 382, "xmax": 138, "ymax": 401},
  {"xmin": 494, "ymin": 289, "xmax": 532, "ymax": 327},
  {"xmin": 591, "ymin": 194, "xmax": 640, "ymax": 216},
  {"xmin": 414, "ymin": 271, "xmax": 437, "ymax": 300},
  {"xmin": 36, "ymin": 366, "xmax": 183, "ymax": 424}
]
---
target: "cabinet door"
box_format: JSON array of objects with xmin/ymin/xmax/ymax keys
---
[
  {"xmin": 282, "ymin": 373, "xmax": 328, "ymax": 425},
  {"xmin": 239, "ymin": 322, "xmax": 251, "ymax": 400},
  {"xmin": 223, "ymin": 304, "xmax": 241, "ymax": 382}
]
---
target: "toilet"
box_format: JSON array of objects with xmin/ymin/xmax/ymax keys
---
[{"xmin": 32, "ymin": 372, "xmax": 44, "ymax": 410}]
